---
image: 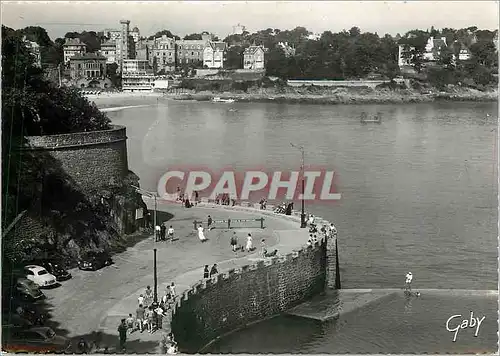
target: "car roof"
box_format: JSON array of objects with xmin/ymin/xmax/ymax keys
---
[{"xmin": 24, "ymin": 265, "xmax": 46, "ymax": 272}]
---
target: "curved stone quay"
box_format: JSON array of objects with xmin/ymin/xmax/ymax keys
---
[{"xmin": 42, "ymin": 199, "xmax": 335, "ymax": 353}]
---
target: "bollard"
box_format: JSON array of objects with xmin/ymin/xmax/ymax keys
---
[
  {"xmin": 260, "ymin": 218, "xmax": 264, "ymax": 229},
  {"xmin": 227, "ymin": 218, "xmax": 231, "ymax": 229}
]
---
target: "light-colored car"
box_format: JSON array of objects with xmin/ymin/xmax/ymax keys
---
[{"xmin": 24, "ymin": 265, "xmax": 57, "ymax": 288}]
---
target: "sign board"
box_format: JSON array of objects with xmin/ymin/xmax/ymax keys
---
[{"xmin": 135, "ymin": 209, "xmax": 144, "ymax": 220}]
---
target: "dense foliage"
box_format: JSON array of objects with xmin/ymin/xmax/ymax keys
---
[{"xmin": 2, "ymin": 25, "xmax": 111, "ymax": 231}]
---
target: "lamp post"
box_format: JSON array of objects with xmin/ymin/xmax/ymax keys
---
[
  {"xmin": 153, "ymin": 248, "xmax": 158, "ymax": 304},
  {"xmin": 132, "ymin": 185, "xmax": 158, "ymax": 241},
  {"xmin": 290, "ymin": 143, "xmax": 307, "ymax": 228}
]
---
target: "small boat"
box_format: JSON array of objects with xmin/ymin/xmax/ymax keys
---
[
  {"xmin": 361, "ymin": 112, "xmax": 382, "ymax": 124},
  {"xmin": 212, "ymin": 97, "xmax": 235, "ymax": 103}
]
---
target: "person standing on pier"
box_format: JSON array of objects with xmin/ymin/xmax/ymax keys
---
[
  {"xmin": 117, "ymin": 319, "xmax": 127, "ymax": 351},
  {"xmin": 207, "ymin": 215, "xmax": 213, "ymax": 230},
  {"xmin": 404, "ymin": 272, "xmax": 413, "ymax": 293},
  {"xmin": 246, "ymin": 233, "xmax": 253, "ymax": 252},
  {"xmin": 203, "ymin": 265, "xmax": 210, "ymax": 279},
  {"xmin": 230, "ymin": 232, "xmax": 238, "ymax": 252},
  {"xmin": 198, "ymin": 224, "xmax": 207, "ymax": 242}
]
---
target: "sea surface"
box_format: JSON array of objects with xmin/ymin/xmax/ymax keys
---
[{"xmin": 106, "ymin": 99, "xmax": 498, "ymax": 353}]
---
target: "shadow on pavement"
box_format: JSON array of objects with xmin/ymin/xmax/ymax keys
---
[{"xmin": 31, "ymin": 297, "xmax": 159, "ymax": 354}]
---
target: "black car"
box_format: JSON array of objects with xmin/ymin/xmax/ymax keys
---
[
  {"xmin": 1, "ymin": 297, "xmax": 47, "ymax": 326},
  {"xmin": 13, "ymin": 278, "xmax": 46, "ymax": 302},
  {"xmin": 77, "ymin": 251, "xmax": 113, "ymax": 271},
  {"xmin": 30, "ymin": 260, "xmax": 72, "ymax": 282}
]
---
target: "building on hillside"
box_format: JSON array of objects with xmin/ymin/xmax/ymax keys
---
[
  {"xmin": 100, "ymin": 41, "xmax": 117, "ymax": 64},
  {"xmin": 203, "ymin": 41, "xmax": 227, "ymax": 69},
  {"xmin": 397, "ymin": 45, "xmax": 410, "ymax": 67},
  {"xmin": 243, "ymin": 45, "xmax": 265, "ymax": 70},
  {"xmin": 131, "ymin": 26, "xmax": 141, "ymax": 43},
  {"xmin": 151, "ymin": 35, "xmax": 176, "ymax": 72},
  {"xmin": 104, "ymin": 29, "xmax": 122, "ymax": 42},
  {"xmin": 423, "ymin": 36, "xmax": 447, "ymax": 61},
  {"xmin": 307, "ymin": 33, "xmax": 320, "ymax": 41},
  {"xmin": 277, "ymin": 41, "xmax": 296, "ymax": 57},
  {"xmin": 175, "ymin": 32, "xmax": 212, "ymax": 66},
  {"xmin": 69, "ymin": 53, "xmax": 107, "ymax": 80},
  {"xmin": 121, "ymin": 59, "xmax": 155, "ymax": 92},
  {"xmin": 232, "ymin": 23, "xmax": 246, "ymax": 35},
  {"xmin": 63, "ymin": 38, "xmax": 87, "ymax": 64},
  {"xmin": 451, "ymin": 41, "xmax": 472, "ymax": 61},
  {"xmin": 23, "ymin": 36, "xmax": 42, "ymax": 67}
]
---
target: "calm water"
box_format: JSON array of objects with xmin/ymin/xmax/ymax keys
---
[{"xmin": 107, "ymin": 99, "xmax": 498, "ymax": 353}]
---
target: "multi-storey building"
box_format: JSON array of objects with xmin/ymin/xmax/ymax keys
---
[
  {"xmin": 63, "ymin": 38, "xmax": 87, "ymax": 65},
  {"xmin": 151, "ymin": 35, "xmax": 176, "ymax": 72},
  {"xmin": 175, "ymin": 32, "xmax": 212, "ymax": 66},
  {"xmin": 135, "ymin": 42, "xmax": 149, "ymax": 61},
  {"xmin": 203, "ymin": 41, "xmax": 227, "ymax": 69},
  {"xmin": 23, "ymin": 36, "xmax": 42, "ymax": 67},
  {"xmin": 100, "ymin": 41, "xmax": 117, "ymax": 64},
  {"xmin": 121, "ymin": 59, "xmax": 155, "ymax": 92},
  {"xmin": 243, "ymin": 45, "xmax": 265, "ymax": 70},
  {"xmin": 69, "ymin": 53, "xmax": 107, "ymax": 80}
]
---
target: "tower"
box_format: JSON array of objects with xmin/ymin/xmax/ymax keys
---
[{"xmin": 119, "ymin": 19, "xmax": 130, "ymax": 71}]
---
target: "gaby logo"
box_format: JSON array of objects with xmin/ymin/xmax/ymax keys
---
[{"xmin": 156, "ymin": 167, "xmax": 341, "ymax": 202}]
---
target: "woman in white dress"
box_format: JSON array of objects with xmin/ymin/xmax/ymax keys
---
[
  {"xmin": 245, "ymin": 233, "xmax": 253, "ymax": 251},
  {"xmin": 198, "ymin": 225, "xmax": 207, "ymax": 242}
]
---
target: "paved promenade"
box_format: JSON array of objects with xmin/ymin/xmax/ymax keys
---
[{"xmin": 42, "ymin": 201, "xmax": 316, "ymax": 353}]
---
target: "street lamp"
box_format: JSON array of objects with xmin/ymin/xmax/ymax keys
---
[
  {"xmin": 290, "ymin": 143, "xmax": 307, "ymax": 228},
  {"xmin": 132, "ymin": 185, "xmax": 158, "ymax": 241}
]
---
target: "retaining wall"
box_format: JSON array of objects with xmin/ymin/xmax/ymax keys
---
[
  {"xmin": 168, "ymin": 201, "xmax": 337, "ymax": 353},
  {"xmin": 23, "ymin": 125, "xmax": 129, "ymax": 194},
  {"xmin": 287, "ymin": 79, "xmax": 388, "ymax": 88}
]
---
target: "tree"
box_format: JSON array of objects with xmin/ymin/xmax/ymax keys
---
[
  {"xmin": 470, "ymin": 41, "xmax": 497, "ymax": 67},
  {"xmin": 400, "ymin": 30, "xmax": 428, "ymax": 73},
  {"xmin": 183, "ymin": 33, "xmax": 203, "ymax": 40},
  {"xmin": 148, "ymin": 30, "xmax": 179, "ymax": 40},
  {"xmin": 225, "ymin": 45, "xmax": 245, "ymax": 69},
  {"xmin": 436, "ymin": 46, "xmax": 455, "ymax": 68}
]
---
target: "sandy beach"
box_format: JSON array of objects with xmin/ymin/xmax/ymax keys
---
[{"xmin": 86, "ymin": 91, "xmax": 166, "ymax": 109}]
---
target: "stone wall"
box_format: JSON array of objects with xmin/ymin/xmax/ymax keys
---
[
  {"xmin": 23, "ymin": 125, "xmax": 128, "ymax": 194},
  {"xmin": 169, "ymin": 202, "xmax": 333, "ymax": 353}
]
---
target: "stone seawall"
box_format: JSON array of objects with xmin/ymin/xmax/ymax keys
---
[
  {"xmin": 167, "ymin": 201, "xmax": 337, "ymax": 353},
  {"xmin": 23, "ymin": 125, "xmax": 128, "ymax": 194}
]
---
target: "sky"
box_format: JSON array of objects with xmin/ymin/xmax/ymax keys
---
[{"xmin": 1, "ymin": 1, "xmax": 499, "ymax": 41}]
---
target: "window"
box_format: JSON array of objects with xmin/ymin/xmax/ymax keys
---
[
  {"xmin": 38, "ymin": 270, "xmax": 48, "ymax": 276},
  {"xmin": 191, "ymin": 52, "xmax": 194, "ymax": 55}
]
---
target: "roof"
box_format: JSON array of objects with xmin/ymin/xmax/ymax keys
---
[
  {"xmin": 430, "ymin": 37, "xmax": 447, "ymax": 49},
  {"xmin": 71, "ymin": 53, "xmax": 107, "ymax": 61},
  {"xmin": 24, "ymin": 265, "xmax": 45, "ymax": 272},
  {"xmin": 64, "ymin": 38, "xmax": 85, "ymax": 46},
  {"xmin": 207, "ymin": 41, "xmax": 227, "ymax": 51},
  {"xmin": 244, "ymin": 45, "xmax": 265, "ymax": 55}
]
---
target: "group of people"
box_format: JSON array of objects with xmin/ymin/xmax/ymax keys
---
[
  {"xmin": 306, "ymin": 215, "xmax": 337, "ymax": 246},
  {"xmin": 229, "ymin": 232, "xmax": 256, "ymax": 253},
  {"xmin": 120, "ymin": 283, "xmax": 178, "ymax": 341},
  {"xmin": 274, "ymin": 202, "xmax": 294, "ymax": 215},
  {"xmin": 155, "ymin": 223, "xmax": 175, "ymax": 242},
  {"xmin": 203, "ymin": 264, "xmax": 219, "ymax": 278},
  {"xmin": 215, "ymin": 193, "xmax": 236, "ymax": 206},
  {"xmin": 175, "ymin": 187, "xmax": 199, "ymax": 208}
]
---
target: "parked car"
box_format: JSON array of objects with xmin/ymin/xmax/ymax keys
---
[
  {"xmin": 1, "ymin": 297, "xmax": 47, "ymax": 326},
  {"xmin": 2, "ymin": 313, "xmax": 34, "ymax": 329},
  {"xmin": 29, "ymin": 260, "xmax": 72, "ymax": 282},
  {"xmin": 78, "ymin": 251, "xmax": 113, "ymax": 271},
  {"xmin": 24, "ymin": 265, "xmax": 58, "ymax": 288},
  {"xmin": 13, "ymin": 278, "xmax": 46, "ymax": 302},
  {"xmin": 2, "ymin": 326, "xmax": 72, "ymax": 353}
]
